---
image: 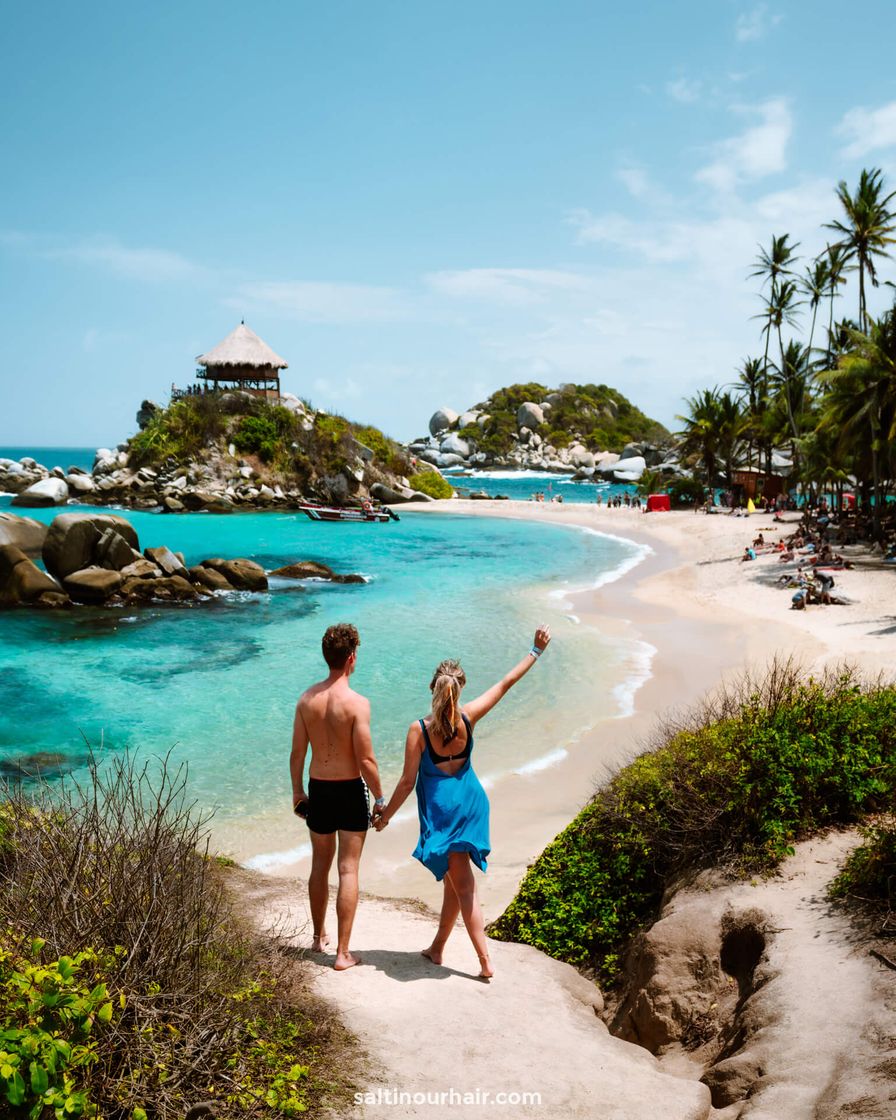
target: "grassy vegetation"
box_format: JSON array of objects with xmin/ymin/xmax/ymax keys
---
[
  {"xmin": 471, "ymin": 382, "xmax": 669, "ymax": 458},
  {"xmin": 829, "ymin": 819, "xmax": 896, "ymax": 914},
  {"xmin": 0, "ymin": 756, "xmax": 355, "ymax": 1118},
  {"xmin": 490, "ymin": 662, "xmax": 896, "ymax": 983},
  {"xmin": 408, "ymin": 471, "xmax": 454, "ymax": 499},
  {"xmin": 129, "ymin": 392, "xmax": 410, "ymax": 492}
]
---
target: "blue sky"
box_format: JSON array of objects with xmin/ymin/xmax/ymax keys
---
[{"xmin": 3, "ymin": 0, "xmax": 896, "ymax": 447}]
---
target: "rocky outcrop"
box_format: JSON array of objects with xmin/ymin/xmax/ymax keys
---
[
  {"xmin": 0, "ymin": 545, "xmax": 68, "ymax": 608},
  {"xmin": 11, "ymin": 477, "xmax": 69, "ymax": 507},
  {"xmin": 43, "ymin": 513, "xmax": 139, "ymax": 580},
  {"xmin": 199, "ymin": 558, "xmax": 267, "ymax": 592},
  {"xmin": 0, "ymin": 513, "xmax": 48, "ymax": 556},
  {"xmin": 369, "ymin": 482, "xmax": 435, "ymax": 504},
  {"xmin": 271, "ymin": 561, "xmax": 366, "ymax": 583},
  {"xmin": 2, "ymin": 510, "xmax": 285, "ymax": 610},
  {"xmin": 429, "ymin": 408, "xmax": 459, "ymax": 436},
  {"xmin": 517, "ymin": 401, "xmax": 544, "ymax": 429}
]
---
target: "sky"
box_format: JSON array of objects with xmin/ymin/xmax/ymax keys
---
[{"xmin": 3, "ymin": 0, "xmax": 896, "ymax": 447}]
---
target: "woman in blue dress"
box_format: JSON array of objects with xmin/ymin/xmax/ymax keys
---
[{"xmin": 374, "ymin": 625, "xmax": 551, "ymax": 978}]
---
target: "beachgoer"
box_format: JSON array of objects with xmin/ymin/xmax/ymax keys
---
[
  {"xmin": 741, "ymin": 547, "xmax": 755, "ymax": 562},
  {"xmin": 374, "ymin": 626, "xmax": 552, "ymax": 978},
  {"xmin": 290, "ymin": 623, "xmax": 385, "ymax": 970}
]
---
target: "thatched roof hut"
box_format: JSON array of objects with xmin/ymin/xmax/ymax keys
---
[
  {"xmin": 197, "ymin": 322, "xmax": 288, "ymax": 371},
  {"xmin": 195, "ymin": 322, "xmax": 287, "ymax": 399}
]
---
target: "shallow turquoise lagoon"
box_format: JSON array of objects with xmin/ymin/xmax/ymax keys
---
[{"xmin": 0, "ymin": 505, "xmax": 648, "ymax": 860}]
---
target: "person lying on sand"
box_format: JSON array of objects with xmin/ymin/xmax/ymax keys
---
[
  {"xmin": 290, "ymin": 623, "xmax": 386, "ymax": 971},
  {"xmin": 374, "ymin": 626, "xmax": 552, "ymax": 980}
]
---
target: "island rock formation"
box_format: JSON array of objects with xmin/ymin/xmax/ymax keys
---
[{"xmin": 411, "ymin": 383, "xmax": 677, "ymax": 481}]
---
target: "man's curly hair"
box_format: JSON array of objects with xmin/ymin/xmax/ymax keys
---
[{"xmin": 322, "ymin": 623, "xmax": 360, "ymax": 669}]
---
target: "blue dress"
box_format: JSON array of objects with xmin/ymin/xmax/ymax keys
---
[{"xmin": 412, "ymin": 714, "xmax": 490, "ymax": 881}]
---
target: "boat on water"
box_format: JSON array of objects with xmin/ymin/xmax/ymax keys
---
[{"xmin": 298, "ymin": 502, "xmax": 398, "ymax": 523}]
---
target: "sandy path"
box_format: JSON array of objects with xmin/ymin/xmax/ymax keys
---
[
  {"xmin": 242, "ymin": 872, "xmax": 712, "ymax": 1120},
  {"xmin": 708, "ymin": 832, "xmax": 896, "ymax": 1119}
]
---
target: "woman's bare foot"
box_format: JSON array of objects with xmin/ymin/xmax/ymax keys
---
[
  {"xmin": 421, "ymin": 944, "xmax": 444, "ymax": 965},
  {"xmin": 333, "ymin": 950, "xmax": 362, "ymax": 971},
  {"xmin": 477, "ymin": 953, "xmax": 494, "ymax": 980},
  {"xmin": 311, "ymin": 933, "xmax": 331, "ymax": 953}
]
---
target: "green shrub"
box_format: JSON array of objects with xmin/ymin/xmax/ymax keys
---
[
  {"xmin": 490, "ymin": 663, "xmax": 896, "ymax": 982},
  {"xmin": 234, "ymin": 415, "xmax": 280, "ymax": 462},
  {"xmin": 0, "ymin": 755, "xmax": 353, "ymax": 1117},
  {"xmin": 667, "ymin": 476, "xmax": 706, "ymax": 507},
  {"xmin": 829, "ymin": 821, "xmax": 896, "ymax": 912},
  {"xmin": 0, "ymin": 938, "xmax": 117, "ymax": 1117},
  {"xmin": 408, "ymin": 472, "xmax": 454, "ymax": 499}
]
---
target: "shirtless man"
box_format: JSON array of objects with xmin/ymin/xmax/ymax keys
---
[{"xmin": 290, "ymin": 623, "xmax": 385, "ymax": 970}]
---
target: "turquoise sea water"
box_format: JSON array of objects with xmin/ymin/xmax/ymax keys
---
[
  {"xmin": 446, "ymin": 468, "xmax": 638, "ymax": 505},
  {"xmin": 0, "ymin": 446, "xmax": 97, "ymax": 475},
  {"xmin": 0, "ymin": 496, "xmax": 650, "ymax": 865}
]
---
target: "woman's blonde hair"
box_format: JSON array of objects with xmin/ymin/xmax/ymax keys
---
[{"xmin": 429, "ymin": 659, "xmax": 467, "ymax": 742}]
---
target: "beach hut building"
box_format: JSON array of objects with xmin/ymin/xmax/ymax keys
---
[{"xmin": 195, "ymin": 322, "xmax": 287, "ymax": 400}]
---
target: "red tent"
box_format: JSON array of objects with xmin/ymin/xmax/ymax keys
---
[{"xmin": 646, "ymin": 493, "xmax": 671, "ymax": 512}]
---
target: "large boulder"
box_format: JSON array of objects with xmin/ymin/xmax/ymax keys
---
[
  {"xmin": 62, "ymin": 567, "xmax": 123, "ymax": 604},
  {"xmin": 271, "ymin": 561, "xmax": 365, "ymax": 584},
  {"xmin": 429, "ymin": 408, "xmax": 459, "ymax": 436},
  {"xmin": 121, "ymin": 575, "xmax": 199, "ymax": 603},
  {"xmin": 11, "ymin": 478, "xmax": 69, "ymax": 507},
  {"xmin": 439, "ymin": 434, "xmax": 471, "ymax": 458},
  {"xmin": 517, "ymin": 402, "xmax": 544, "ymax": 429},
  {"xmin": 0, "ymin": 545, "xmax": 65, "ymax": 607},
  {"xmin": 188, "ymin": 565, "xmax": 234, "ymax": 592},
  {"xmin": 64, "ymin": 473, "xmax": 96, "ymax": 494},
  {"xmin": 144, "ymin": 546, "xmax": 188, "ymax": 577},
  {"xmin": 95, "ymin": 529, "xmax": 138, "ymax": 572},
  {"xmin": 0, "ymin": 513, "xmax": 48, "ymax": 556},
  {"xmin": 43, "ymin": 513, "xmax": 139, "ymax": 580},
  {"xmin": 200, "ymin": 558, "xmax": 268, "ymax": 591},
  {"xmin": 436, "ymin": 453, "xmax": 465, "ymax": 468},
  {"xmin": 458, "ymin": 410, "xmax": 480, "ymax": 428},
  {"xmin": 599, "ymin": 455, "xmax": 646, "ymax": 480}
]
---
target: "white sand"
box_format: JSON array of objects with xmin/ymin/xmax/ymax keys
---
[{"xmin": 249, "ymin": 500, "xmax": 895, "ymax": 1118}]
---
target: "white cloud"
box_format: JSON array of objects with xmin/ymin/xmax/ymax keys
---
[
  {"xmin": 425, "ymin": 268, "xmax": 590, "ymax": 306},
  {"xmin": 46, "ymin": 239, "xmax": 204, "ymax": 282},
  {"xmin": 735, "ymin": 4, "xmax": 782, "ymax": 43},
  {"xmin": 617, "ymin": 165, "xmax": 651, "ymax": 198},
  {"xmin": 232, "ymin": 280, "xmax": 409, "ymax": 323},
  {"xmin": 666, "ymin": 78, "xmax": 701, "ymax": 104},
  {"xmin": 835, "ymin": 101, "xmax": 896, "ymax": 159},
  {"xmin": 695, "ymin": 98, "xmax": 792, "ymax": 193}
]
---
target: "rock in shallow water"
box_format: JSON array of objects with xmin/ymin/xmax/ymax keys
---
[
  {"xmin": 0, "ymin": 513, "xmax": 48, "ymax": 556},
  {"xmin": 11, "ymin": 477, "xmax": 69, "ymax": 507}
]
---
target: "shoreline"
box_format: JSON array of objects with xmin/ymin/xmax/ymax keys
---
[{"xmin": 266, "ymin": 496, "xmax": 885, "ymax": 917}]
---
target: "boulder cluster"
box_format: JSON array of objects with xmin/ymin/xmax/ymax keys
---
[
  {"xmin": 0, "ymin": 511, "xmax": 268, "ymax": 609},
  {"xmin": 411, "ymin": 399, "xmax": 680, "ymax": 482}
]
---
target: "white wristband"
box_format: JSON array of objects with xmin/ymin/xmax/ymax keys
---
[{"xmin": 529, "ymin": 647, "xmax": 542, "ymax": 658}]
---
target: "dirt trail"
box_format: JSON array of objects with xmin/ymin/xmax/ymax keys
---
[{"xmin": 242, "ymin": 874, "xmax": 712, "ymax": 1120}]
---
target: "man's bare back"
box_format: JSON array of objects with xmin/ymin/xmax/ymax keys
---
[
  {"xmin": 297, "ymin": 677, "xmax": 369, "ymax": 781},
  {"xmin": 289, "ymin": 623, "xmax": 384, "ymax": 971}
]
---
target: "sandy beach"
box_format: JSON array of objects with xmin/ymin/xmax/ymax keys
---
[{"xmin": 277, "ymin": 498, "xmax": 894, "ymax": 916}]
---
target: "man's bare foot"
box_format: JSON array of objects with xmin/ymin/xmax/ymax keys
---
[
  {"xmin": 477, "ymin": 953, "xmax": 494, "ymax": 980},
  {"xmin": 421, "ymin": 945, "xmax": 444, "ymax": 965},
  {"xmin": 311, "ymin": 934, "xmax": 331, "ymax": 952},
  {"xmin": 333, "ymin": 951, "xmax": 362, "ymax": 971}
]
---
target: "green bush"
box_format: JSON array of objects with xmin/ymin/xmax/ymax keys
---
[
  {"xmin": 234, "ymin": 415, "xmax": 281, "ymax": 462},
  {"xmin": 829, "ymin": 821, "xmax": 896, "ymax": 912},
  {"xmin": 490, "ymin": 663, "xmax": 896, "ymax": 982},
  {"xmin": 408, "ymin": 471, "xmax": 454, "ymax": 499},
  {"xmin": 667, "ymin": 476, "xmax": 706, "ymax": 507},
  {"xmin": 0, "ymin": 755, "xmax": 353, "ymax": 1117},
  {"xmin": 0, "ymin": 938, "xmax": 116, "ymax": 1117}
]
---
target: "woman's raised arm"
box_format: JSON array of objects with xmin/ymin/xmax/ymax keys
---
[{"xmin": 463, "ymin": 625, "xmax": 551, "ymax": 728}]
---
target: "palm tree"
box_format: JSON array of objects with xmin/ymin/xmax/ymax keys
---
[
  {"xmin": 800, "ymin": 258, "xmax": 830, "ymax": 359},
  {"xmin": 677, "ymin": 390, "xmax": 744, "ymax": 489},
  {"xmin": 733, "ymin": 356, "xmax": 765, "ymax": 469},
  {"xmin": 825, "ymin": 168, "xmax": 896, "ymax": 331},
  {"xmin": 818, "ymin": 304, "xmax": 896, "ymax": 537},
  {"xmin": 822, "ymin": 243, "xmax": 850, "ymax": 362},
  {"xmin": 751, "ymin": 234, "xmax": 801, "ymax": 374}
]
